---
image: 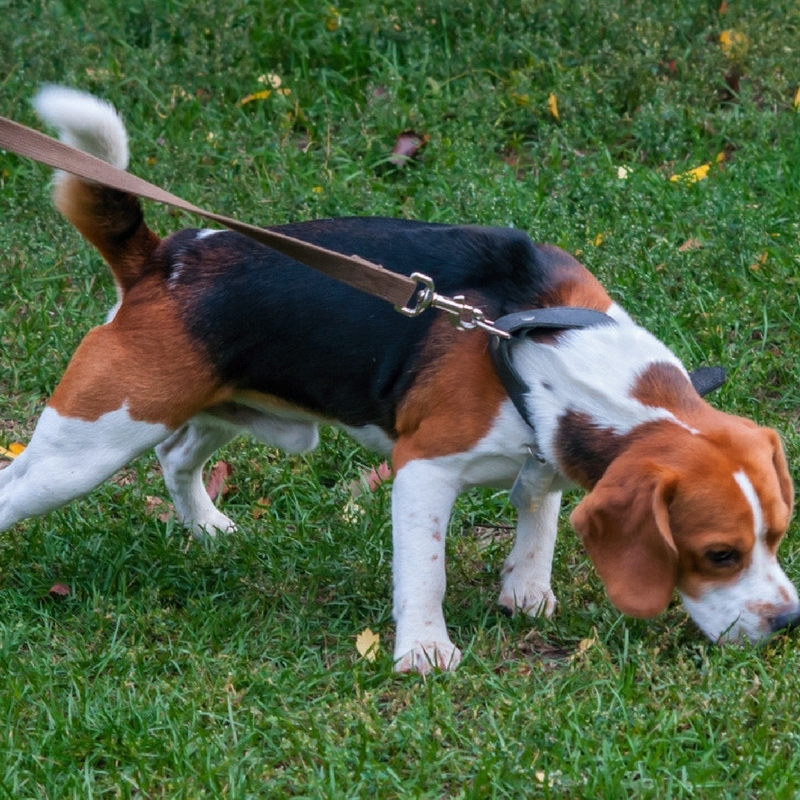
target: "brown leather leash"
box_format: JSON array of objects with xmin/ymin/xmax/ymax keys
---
[{"xmin": 0, "ymin": 114, "xmax": 511, "ymax": 339}]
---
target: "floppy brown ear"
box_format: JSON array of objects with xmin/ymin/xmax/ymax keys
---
[
  {"xmin": 570, "ymin": 465, "xmax": 679, "ymax": 618},
  {"xmin": 766, "ymin": 428, "xmax": 794, "ymax": 522}
]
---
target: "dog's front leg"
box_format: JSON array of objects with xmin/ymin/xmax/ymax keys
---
[
  {"xmin": 391, "ymin": 458, "xmax": 463, "ymax": 675},
  {"xmin": 498, "ymin": 490, "xmax": 561, "ymax": 616}
]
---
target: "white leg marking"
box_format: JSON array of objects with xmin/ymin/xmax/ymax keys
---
[
  {"xmin": 680, "ymin": 470, "xmax": 799, "ymax": 643},
  {"xmin": 0, "ymin": 406, "xmax": 169, "ymax": 532},
  {"xmin": 498, "ymin": 491, "xmax": 561, "ymax": 616},
  {"xmin": 156, "ymin": 416, "xmax": 239, "ymax": 538},
  {"xmin": 391, "ymin": 459, "xmax": 463, "ymax": 674}
]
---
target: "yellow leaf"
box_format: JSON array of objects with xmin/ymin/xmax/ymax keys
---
[
  {"xmin": 355, "ymin": 628, "xmax": 380, "ymax": 661},
  {"xmin": 239, "ymin": 89, "xmax": 272, "ymax": 106},
  {"xmin": 0, "ymin": 442, "xmax": 25, "ymax": 459},
  {"xmin": 719, "ymin": 30, "xmax": 749, "ymax": 57},
  {"xmin": 578, "ymin": 637, "xmax": 595, "ymax": 652},
  {"xmin": 593, "ymin": 233, "xmax": 604, "ymax": 247},
  {"xmin": 670, "ymin": 163, "xmax": 710, "ymax": 183},
  {"xmin": 794, "ymin": 86, "xmax": 800, "ymax": 110},
  {"xmin": 547, "ymin": 92, "xmax": 560, "ymax": 121},
  {"xmin": 326, "ymin": 6, "xmax": 341, "ymax": 31}
]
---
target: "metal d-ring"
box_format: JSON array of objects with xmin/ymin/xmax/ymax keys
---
[{"xmin": 395, "ymin": 272, "xmax": 511, "ymax": 339}]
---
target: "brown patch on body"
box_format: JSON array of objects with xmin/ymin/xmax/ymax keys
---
[
  {"xmin": 632, "ymin": 362, "xmax": 704, "ymax": 415},
  {"xmin": 48, "ymin": 275, "xmax": 231, "ymax": 428},
  {"xmin": 392, "ymin": 321, "xmax": 506, "ymax": 470},
  {"xmin": 554, "ymin": 411, "xmax": 633, "ymax": 489}
]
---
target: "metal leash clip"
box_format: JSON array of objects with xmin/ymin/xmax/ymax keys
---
[{"xmin": 396, "ymin": 272, "xmax": 512, "ymax": 339}]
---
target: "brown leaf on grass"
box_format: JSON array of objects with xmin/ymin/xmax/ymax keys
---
[
  {"xmin": 144, "ymin": 495, "xmax": 174, "ymax": 522},
  {"xmin": 349, "ymin": 461, "xmax": 393, "ymax": 499},
  {"xmin": 48, "ymin": 583, "xmax": 70, "ymax": 599},
  {"xmin": 251, "ymin": 497, "xmax": 271, "ymax": 520},
  {"xmin": 389, "ymin": 130, "xmax": 429, "ymax": 166},
  {"xmin": 678, "ymin": 238, "xmax": 703, "ymax": 252},
  {"xmin": 205, "ymin": 461, "xmax": 233, "ymax": 502}
]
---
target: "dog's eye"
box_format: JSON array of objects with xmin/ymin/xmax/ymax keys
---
[{"xmin": 705, "ymin": 548, "xmax": 741, "ymax": 567}]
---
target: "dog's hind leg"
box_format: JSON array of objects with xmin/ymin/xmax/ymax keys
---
[
  {"xmin": 0, "ymin": 311, "xmax": 231, "ymax": 533},
  {"xmin": 156, "ymin": 415, "xmax": 239, "ymax": 538},
  {"xmin": 0, "ymin": 404, "xmax": 171, "ymax": 532},
  {"xmin": 157, "ymin": 405, "xmax": 319, "ymax": 538}
]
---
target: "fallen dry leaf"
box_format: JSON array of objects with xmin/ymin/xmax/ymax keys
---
[
  {"xmin": 719, "ymin": 29, "xmax": 749, "ymax": 58},
  {"xmin": 144, "ymin": 495, "xmax": 174, "ymax": 522},
  {"xmin": 205, "ymin": 461, "xmax": 232, "ymax": 503},
  {"xmin": 355, "ymin": 628, "xmax": 380, "ymax": 661},
  {"xmin": 794, "ymin": 86, "xmax": 800, "ymax": 110},
  {"xmin": 389, "ymin": 130, "xmax": 429, "ymax": 166},
  {"xmin": 670, "ymin": 163, "xmax": 710, "ymax": 183},
  {"xmin": 48, "ymin": 583, "xmax": 70, "ymax": 599},
  {"xmin": 547, "ymin": 92, "xmax": 560, "ymax": 121},
  {"xmin": 0, "ymin": 442, "xmax": 26, "ymax": 459},
  {"xmin": 251, "ymin": 497, "xmax": 271, "ymax": 520},
  {"xmin": 678, "ymin": 238, "xmax": 703, "ymax": 252},
  {"xmin": 239, "ymin": 89, "xmax": 272, "ymax": 105},
  {"xmin": 365, "ymin": 461, "xmax": 392, "ymax": 492},
  {"xmin": 749, "ymin": 252, "xmax": 768, "ymax": 271},
  {"xmin": 349, "ymin": 461, "xmax": 393, "ymax": 499}
]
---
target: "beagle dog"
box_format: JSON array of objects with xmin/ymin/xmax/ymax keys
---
[{"xmin": 1, "ymin": 86, "xmax": 797, "ymax": 674}]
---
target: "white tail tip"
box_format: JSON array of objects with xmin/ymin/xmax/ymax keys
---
[{"xmin": 33, "ymin": 85, "xmax": 129, "ymax": 170}]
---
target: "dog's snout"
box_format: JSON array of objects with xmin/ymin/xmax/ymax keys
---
[{"xmin": 770, "ymin": 608, "xmax": 800, "ymax": 633}]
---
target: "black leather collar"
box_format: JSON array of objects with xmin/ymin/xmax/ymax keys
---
[
  {"xmin": 488, "ymin": 307, "xmax": 726, "ymax": 430},
  {"xmin": 488, "ymin": 307, "xmax": 616, "ymax": 429}
]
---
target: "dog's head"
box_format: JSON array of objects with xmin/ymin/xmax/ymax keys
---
[{"xmin": 570, "ymin": 420, "xmax": 798, "ymax": 642}]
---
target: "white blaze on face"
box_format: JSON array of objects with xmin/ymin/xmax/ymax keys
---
[{"xmin": 680, "ymin": 470, "xmax": 798, "ymax": 643}]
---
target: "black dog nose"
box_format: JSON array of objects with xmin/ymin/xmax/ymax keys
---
[{"xmin": 770, "ymin": 608, "xmax": 800, "ymax": 633}]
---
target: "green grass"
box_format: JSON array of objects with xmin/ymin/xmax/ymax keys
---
[{"xmin": 2, "ymin": 0, "xmax": 800, "ymax": 796}]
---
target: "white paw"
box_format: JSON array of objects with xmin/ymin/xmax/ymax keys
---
[
  {"xmin": 498, "ymin": 581, "xmax": 557, "ymax": 617},
  {"xmin": 188, "ymin": 510, "xmax": 238, "ymax": 540},
  {"xmin": 394, "ymin": 641, "xmax": 463, "ymax": 675}
]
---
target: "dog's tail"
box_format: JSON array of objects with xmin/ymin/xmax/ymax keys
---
[{"xmin": 33, "ymin": 85, "xmax": 160, "ymax": 292}]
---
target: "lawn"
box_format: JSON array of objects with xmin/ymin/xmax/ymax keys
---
[{"xmin": 2, "ymin": 1, "xmax": 800, "ymax": 797}]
